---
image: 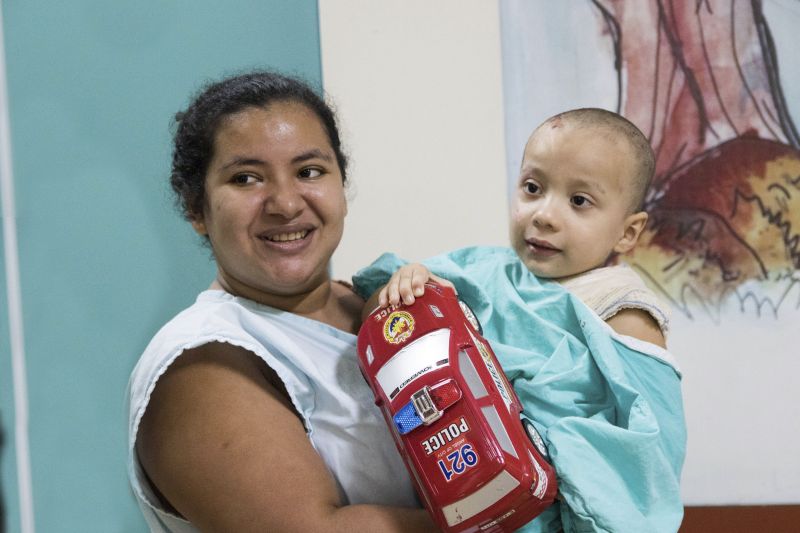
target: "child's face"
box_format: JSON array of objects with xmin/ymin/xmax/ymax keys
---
[{"xmin": 509, "ymin": 121, "xmax": 647, "ymax": 280}]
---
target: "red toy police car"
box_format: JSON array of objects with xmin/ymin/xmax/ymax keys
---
[{"xmin": 357, "ymin": 282, "xmax": 557, "ymax": 532}]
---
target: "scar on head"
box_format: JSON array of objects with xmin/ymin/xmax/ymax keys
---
[{"xmin": 548, "ymin": 117, "xmax": 564, "ymax": 129}]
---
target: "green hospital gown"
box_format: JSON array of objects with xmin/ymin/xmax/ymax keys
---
[{"xmin": 353, "ymin": 246, "xmax": 686, "ymax": 533}]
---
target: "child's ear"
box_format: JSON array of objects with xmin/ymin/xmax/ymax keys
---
[{"xmin": 614, "ymin": 211, "xmax": 648, "ymax": 254}]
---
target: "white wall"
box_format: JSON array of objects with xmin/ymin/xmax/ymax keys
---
[
  {"xmin": 319, "ymin": 0, "xmax": 509, "ymax": 281},
  {"xmin": 671, "ymin": 306, "xmax": 800, "ymax": 504}
]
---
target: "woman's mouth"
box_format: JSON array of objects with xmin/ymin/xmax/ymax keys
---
[
  {"xmin": 264, "ymin": 230, "xmax": 309, "ymax": 242},
  {"xmin": 258, "ymin": 227, "xmax": 315, "ymax": 250}
]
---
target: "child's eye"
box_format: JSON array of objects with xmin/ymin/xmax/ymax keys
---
[
  {"xmin": 231, "ymin": 173, "xmax": 257, "ymax": 185},
  {"xmin": 523, "ymin": 180, "xmax": 541, "ymax": 195},
  {"xmin": 298, "ymin": 167, "xmax": 323, "ymax": 179},
  {"xmin": 571, "ymin": 194, "xmax": 592, "ymax": 208}
]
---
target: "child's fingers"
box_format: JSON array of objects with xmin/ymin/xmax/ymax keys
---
[
  {"xmin": 411, "ymin": 267, "xmax": 427, "ymax": 297},
  {"xmin": 407, "ymin": 266, "xmax": 428, "ymax": 301},
  {"xmin": 398, "ymin": 270, "xmax": 417, "ymax": 305},
  {"xmin": 378, "ymin": 286, "xmax": 389, "ymax": 308},
  {"xmin": 378, "ymin": 271, "xmax": 403, "ymax": 308},
  {"xmin": 429, "ymin": 273, "xmax": 457, "ymax": 294},
  {"xmin": 387, "ymin": 275, "xmax": 403, "ymax": 306},
  {"xmin": 403, "ymin": 264, "xmax": 433, "ymax": 304},
  {"xmin": 379, "ymin": 264, "xmax": 439, "ymax": 307}
]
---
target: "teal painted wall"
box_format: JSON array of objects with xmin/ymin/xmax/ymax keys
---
[
  {"xmin": 0, "ymin": 1, "xmax": 322, "ymax": 531},
  {"xmin": 1, "ymin": 222, "xmax": 11, "ymax": 529}
]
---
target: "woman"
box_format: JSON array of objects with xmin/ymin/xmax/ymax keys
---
[{"xmin": 127, "ymin": 71, "xmax": 434, "ymax": 532}]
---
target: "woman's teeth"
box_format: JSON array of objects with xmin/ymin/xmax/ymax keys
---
[{"xmin": 267, "ymin": 231, "xmax": 308, "ymax": 242}]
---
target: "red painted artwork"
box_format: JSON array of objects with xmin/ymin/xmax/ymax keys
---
[{"xmin": 592, "ymin": 0, "xmax": 800, "ymax": 319}]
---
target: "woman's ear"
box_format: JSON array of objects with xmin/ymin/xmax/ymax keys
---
[
  {"xmin": 190, "ymin": 214, "xmax": 208, "ymax": 236},
  {"xmin": 614, "ymin": 211, "xmax": 648, "ymax": 254}
]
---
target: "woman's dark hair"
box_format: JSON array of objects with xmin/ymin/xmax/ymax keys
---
[{"xmin": 170, "ymin": 70, "xmax": 348, "ymax": 221}]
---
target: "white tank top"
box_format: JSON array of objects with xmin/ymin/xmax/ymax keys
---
[{"xmin": 127, "ymin": 290, "xmax": 417, "ymax": 532}]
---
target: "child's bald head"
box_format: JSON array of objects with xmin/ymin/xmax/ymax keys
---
[{"xmin": 536, "ymin": 108, "xmax": 655, "ymax": 213}]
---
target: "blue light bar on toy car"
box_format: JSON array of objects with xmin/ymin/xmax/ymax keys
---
[
  {"xmin": 393, "ymin": 380, "xmax": 461, "ymax": 435},
  {"xmin": 394, "ymin": 401, "xmax": 424, "ymax": 434}
]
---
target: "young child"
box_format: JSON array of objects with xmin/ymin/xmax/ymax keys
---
[
  {"xmin": 374, "ymin": 107, "xmax": 669, "ymax": 347},
  {"xmin": 357, "ymin": 108, "xmax": 683, "ymax": 533}
]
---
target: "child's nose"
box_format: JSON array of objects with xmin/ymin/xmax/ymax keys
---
[{"xmin": 531, "ymin": 200, "xmax": 558, "ymax": 230}]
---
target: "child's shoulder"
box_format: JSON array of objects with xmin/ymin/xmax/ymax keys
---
[
  {"xmin": 560, "ymin": 263, "xmax": 671, "ymax": 337},
  {"xmin": 560, "ymin": 264, "xmax": 647, "ymax": 292}
]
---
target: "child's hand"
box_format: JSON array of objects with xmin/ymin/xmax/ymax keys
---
[{"xmin": 378, "ymin": 263, "xmax": 456, "ymax": 308}]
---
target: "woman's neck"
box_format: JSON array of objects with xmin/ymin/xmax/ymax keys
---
[{"xmin": 210, "ymin": 276, "xmax": 364, "ymax": 334}]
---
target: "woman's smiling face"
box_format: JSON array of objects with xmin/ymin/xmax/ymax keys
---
[{"xmin": 191, "ymin": 100, "xmax": 347, "ymax": 302}]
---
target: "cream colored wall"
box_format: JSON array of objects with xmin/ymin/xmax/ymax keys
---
[
  {"xmin": 319, "ymin": 0, "xmax": 509, "ymax": 281},
  {"xmin": 319, "ymin": 0, "xmax": 800, "ymax": 507}
]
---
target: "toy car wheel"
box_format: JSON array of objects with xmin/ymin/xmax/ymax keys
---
[
  {"xmin": 458, "ymin": 299, "xmax": 483, "ymax": 334},
  {"xmin": 522, "ymin": 417, "xmax": 549, "ymax": 459}
]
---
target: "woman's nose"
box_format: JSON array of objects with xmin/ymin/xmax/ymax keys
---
[{"xmin": 265, "ymin": 179, "xmax": 304, "ymax": 219}]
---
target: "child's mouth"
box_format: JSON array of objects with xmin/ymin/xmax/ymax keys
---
[{"xmin": 525, "ymin": 238, "xmax": 560, "ymax": 256}]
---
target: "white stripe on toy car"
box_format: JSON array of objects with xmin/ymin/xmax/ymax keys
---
[{"xmin": 375, "ymin": 328, "xmax": 450, "ymax": 400}]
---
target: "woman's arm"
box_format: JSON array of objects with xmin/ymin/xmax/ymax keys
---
[{"xmin": 136, "ymin": 341, "xmax": 434, "ymax": 532}]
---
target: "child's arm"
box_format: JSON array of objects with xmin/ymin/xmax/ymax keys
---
[
  {"xmin": 361, "ymin": 263, "xmax": 455, "ymax": 320},
  {"xmin": 605, "ymin": 308, "xmax": 666, "ymax": 348}
]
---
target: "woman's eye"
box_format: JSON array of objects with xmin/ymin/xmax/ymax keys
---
[
  {"xmin": 299, "ymin": 167, "xmax": 322, "ymax": 179},
  {"xmin": 571, "ymin": 195, "xmax": 591, "ymax": 208},
  {"xmin": 523, "ymin": 181, "xmax": 541, "ymax": 195},
  {"xmin": 231, "ymin": 173, "xmax": 257, "ymax": 185}
]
